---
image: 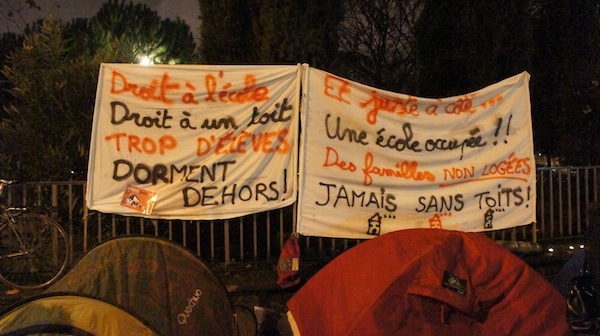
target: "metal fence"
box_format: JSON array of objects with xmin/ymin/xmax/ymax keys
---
[
  {"xmin": 2, "ymin": 166, "xmax": 599, "ymax": 266},
  {"xmin": 536, "ymin": 167, "xmax": 599, "ymax": 239}
]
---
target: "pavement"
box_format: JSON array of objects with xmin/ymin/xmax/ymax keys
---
[{"xmin": 0, "ymin": 285, "xmax": 44, "ymax": 313}]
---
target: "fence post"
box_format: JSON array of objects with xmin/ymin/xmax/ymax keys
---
[
  {"xmin": 83, "ymin": 184, "xmax": 89, "ymax": 253},
  {"xmin": 224, "ymin": 219, "xmax": 230, "ymax": 267},
  {"xmin": 51, "ymin": 183, "xmax": 73, "ymax": 262}
]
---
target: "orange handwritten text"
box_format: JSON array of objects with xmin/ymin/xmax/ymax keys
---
[
  {"xmin": 360, "ymin": 91, "xmax": 418, "ymax": 125},
  {"xmin": 111, "ymin": 71, "xmax": 179, "ymax": 104},
  {"xmin": 482, "ymin": 152, "xmax": 531, "ymax": 177},
  {"xmin": 105, "ymin": 133, "xmax": 177, "ymax": 155},
  {"xmin": 196, "ymin": 129, "xmax": 290, "ymax": 156},
  {"xmin": 439, "ymin": 153, "xmax": 531, "ymax": 187},
  {"xmin": 182, "ymin": 82, "xmax": 199, "ymax": 105},
  {"xmin": 445, "ymin": 94, "xmax": 477, "ymax": 115},
  {"xmin": 480, "ymin": 95, "xmax": 503, "ymax": 108},
  {"xmin": 443, "ymin": 166, "xmax": 476, "ymax": 181},
  {"xmin": 324, "ymin": 75, "xmax": 351, "ymax": 104},
  {"xmin": 323, "ymin": 147, "xmax": 356, "ymax": 172},
  {"xmin": 205, "ymin": 71, "xmax": 269, "ymax": 104},
  {"xmin": 362, "ymin": 152, "xmax": 435, "ymax": 186}
]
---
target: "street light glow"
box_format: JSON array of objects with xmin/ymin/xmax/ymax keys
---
[{"xmin": 139, "ymin": 55, "xmax": 154, "ymax": 65}]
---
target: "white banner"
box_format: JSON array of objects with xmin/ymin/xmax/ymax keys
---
[
  {"xmin": 298, "ymin": 68, "xmax": 535, "ymax": 238},
  {"xmin": 87, "ymin": 64, "xmax": 301, "ymax": 220}
]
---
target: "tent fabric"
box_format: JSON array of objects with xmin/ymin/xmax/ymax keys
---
[
  {"xmin": 42, "ymin": 236, "xmax": 243, "ymax": 336},
  {"xmin": 0, "ymin": 236, "xmax": 256, "ymax": 335},
  {"xmin": 0, "ymin": 236, "xmax": 257, "ymax": 336},
  {"xmin": 287, "ymin": 228, "xmax": 573, "ymax": 336},
  {"xmin": 0, "ymin": 294, "xmax": 160, "ymax": 335}
]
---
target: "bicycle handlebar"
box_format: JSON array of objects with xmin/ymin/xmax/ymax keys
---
[{"xmin": 0, "ymin": 179, "xmax": 17, "ymax": 196}]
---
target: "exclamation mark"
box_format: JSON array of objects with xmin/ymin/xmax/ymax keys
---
[
  {"xmin": 493, "ymin": 118, "xmax": 503, "ymax": 145},
  {"xmin": 506, "ymin": 114, "xmax": 512, "ymax": 137},
  {"xmin": 283, "ymin": 169, "xmax": 288, "ymax": 194}
]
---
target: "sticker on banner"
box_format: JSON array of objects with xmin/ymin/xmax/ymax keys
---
[{"xmin": 120, "ymin": 184, "xmax": 158, "ymax": 215}]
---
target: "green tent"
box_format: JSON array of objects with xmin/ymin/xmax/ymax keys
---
[{"xmin": 0, "ymin": 236, "xmax": 256, "ymax": 335}]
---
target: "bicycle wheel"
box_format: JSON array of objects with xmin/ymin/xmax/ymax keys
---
[{"xmin": 0, "ymin": 213, "xmax": 70, "ymax": 290}]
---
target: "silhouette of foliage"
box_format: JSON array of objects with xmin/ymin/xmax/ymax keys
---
[{"xmin": 0, "ymin": 1, "xmax": 199, "ymax": 180}]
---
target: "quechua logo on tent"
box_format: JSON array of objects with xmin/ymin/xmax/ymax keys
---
[{"xmin": 177, "ymin": 288, "xmax": 203, "ymax": 324}]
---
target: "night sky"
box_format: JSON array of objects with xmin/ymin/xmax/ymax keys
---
[{"xmin": 0, "ymin": 0, "xmax": 201, "ymax": 41}]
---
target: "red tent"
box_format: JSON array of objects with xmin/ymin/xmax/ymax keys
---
[{"xmin": 287, "ymin": 229, "xmax": 573, "ymax": 336}]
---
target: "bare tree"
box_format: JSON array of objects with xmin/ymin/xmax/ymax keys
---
[
  {"xmin": 337, "ymin": 0, "xmax": 425, "ymax": 93},
  {"xmin": 0, "ymin": 0, "xmax": 40, "ymax": 33}
]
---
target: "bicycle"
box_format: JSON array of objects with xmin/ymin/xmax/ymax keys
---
[{"xmin": 0, "ymin": 179, "xmax": 70, "ymax": 290}]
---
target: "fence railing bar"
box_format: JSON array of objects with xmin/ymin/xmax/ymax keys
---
[
  {"xmin": 67, "ymin": 184, "xmax": 75, "ymax": 261},
  {"xmin": 266, "ymin": 212, "xmax": 272, "ymax": 260},
  {"xmin": 210, "ymin": 220, "xmax": 215, "ymax": 262},
  {"xmin": 539, "ymin": 170, "xmax": 546, "ymax": 237},
  {"xmin": 239, "ymin": 217, "xmax": 244, "ymax": 261},
  {"xmin": 182, "ymin": 220, "xmax": 187, "ymax": 249},
  {"xmin": 152, "ymin": 219, "xmax": 158, "ymax": 236},
  {"xmin": 549, "ymin": 169, "xmax": 555, "ymax": 238},
  {"xmin": 83, "ymin": 186, "xmax": 89, "ymax": 253},
  {"xmin": 35, "ymin": 185, "xmax": 42, "ymax": 206},
  {"xmin": 195, "ymin": 221, "xmax": 200, "ymax": 257},
  {"xmin": 95, "ymin": 212, "xmax": 101, "ymax": 244},
  {"xmin": 567, "ymin": 170, "xmax": 573, "ymax": 236},
  {"xmin": 558, "ymin": 169, "xmax": 564, "ymax": 236},
  {"xmin": 279, "ymin": 209, "xmax": 284, "ymax": 249},
  {"xmin": 318, "ymin": 237, "xmax": 323, "ymax": 256},
  {"xmin": 108, "ymin": 214, "xmax": 114, "ymax": 238},
  {"xmin": 224, "ymin": 219, "xmax": 230, "ymax": 265},
  {"xmin": 252, "ymin": 213, "xmax": 258, "ymax": 261},
  {"xmin": 576, "ymin": 170, "xmax": 581, "ymax": 235},
  {"xmin": 594, "ymin": 169, "xmax": 600, "ymax": 202}
]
